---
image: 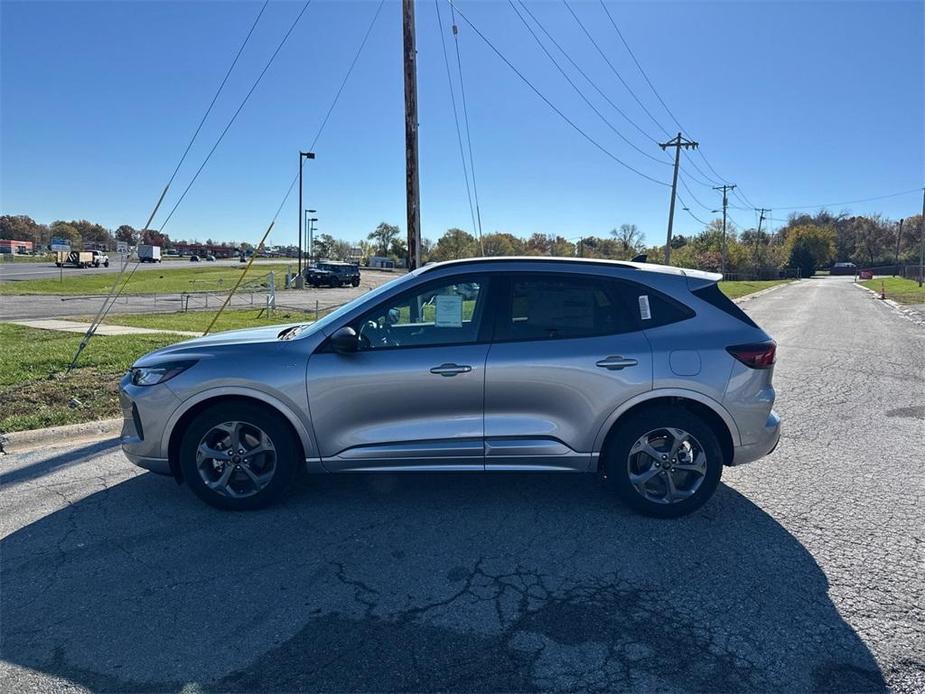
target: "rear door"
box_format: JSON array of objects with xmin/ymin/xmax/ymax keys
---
[
  {"xmin": 484, "ymin": 273, "xmax": 652, "ymax": 471},
  {"xmin": 307, "ymin": 273, "xmax": 492, "ymax": 471}
]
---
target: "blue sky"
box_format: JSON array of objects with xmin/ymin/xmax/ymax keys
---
[{"xmin": 1, "ymin": 0, "xmax": 922, "ymax": 247}]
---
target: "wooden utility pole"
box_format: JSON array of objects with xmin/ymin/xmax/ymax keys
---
[
  {"xmin": 919, "ymin": 187, "xmax": 924, "ymax": 287},
  {"xmin": 659, "ymin": 132, "xmax": 698, "ymax": 265},
  {"xmin": 712, "ymin": 183, "xmax": 736, "ymax": 277},
  {"xmin": 402, "ymin": 0, "xmax": 421, "ymax": 270},
  {"xmin": 895, "ymin": 218, "xmax": 903, "ymax": 273}
]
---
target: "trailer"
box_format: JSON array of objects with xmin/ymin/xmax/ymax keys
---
[{"xmin": 55, "ymin": 250, "xmax": 109, "ymax": 268}]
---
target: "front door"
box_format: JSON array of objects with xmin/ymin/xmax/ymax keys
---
[
  {"xmin": 484, "ymin": 273, "xmax": 653, "ymax": 471},
  {"xmin": 307, "ymin": 274, "xmax": 492, "ymax": 471}
]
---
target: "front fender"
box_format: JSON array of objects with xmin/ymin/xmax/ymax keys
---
[
  {"xmin": 591, "ymin": 388, "xmax": 742, "ymax": 453},
  {"xmin": 160, "ymin": 386, "xmax": 318, "ymax": 462}
]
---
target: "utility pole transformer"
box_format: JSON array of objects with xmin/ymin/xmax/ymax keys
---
[
  {"xmin": 402, "ymin": 0, "xmax": 422, "ymax": 270},
  {"xmin": 659, "ymin": 132, "xmax": 698, "ymax": 265},
  {"xmin": 712, "ymin": 184, "xmax": 736, "ymax": 277}
]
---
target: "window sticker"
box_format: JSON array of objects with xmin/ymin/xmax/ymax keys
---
[
  {"xmin": 434, "ymin": 294, "xmax": 463, "ymax": 327},
  {"xmin": 638, "ymin": 295, "xmax": 652, "ymax": 320}
]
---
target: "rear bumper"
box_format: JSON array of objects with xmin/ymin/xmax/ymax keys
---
[{"xmin": 730, "ymin": 410, "xmax": 781, "ymax": 466}]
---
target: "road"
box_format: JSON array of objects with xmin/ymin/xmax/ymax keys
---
[
  {"xmin": 0, "ymin": 269, "xmax": 403, "ymax": 321},
  {"xmin": 1, "ymin": 276, "xmax": 922, "ymax": 693},
  {"xmin": 0, "ymin": 257, "xmax": 282, "ymax": 282}
]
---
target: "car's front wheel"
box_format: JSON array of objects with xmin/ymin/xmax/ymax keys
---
[
  {"xmin": 603, "ymin": 405, "xmax": 723, "ymax": 518},
  {"xmin": 179, "ymin": 402, "xmax": 299, "ymax": 510}
]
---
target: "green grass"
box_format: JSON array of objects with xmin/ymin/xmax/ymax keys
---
[
  {"xmin": 718, "ymin": 280, "xmax": 791, "ymax": 300},
  {"xmin": 0, "ymin": 253, "xmax": 55, "ymax": 263},
  {"xmin": 0, "ymin": 324, "xmax": 181, "ymax": 433},
  {"xmin": 92, "ymin": 307, "xmax": 316, "ymax": 333},
  {"xmin": 0, "ymin": 263, "xmax": 293, "ymax": 295},
  {"xmin": 861, "ymin": 277, "xmax": 925, "ymax": 304}
]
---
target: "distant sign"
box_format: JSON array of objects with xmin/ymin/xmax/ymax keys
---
[
  {"xmin": 50, "ymin": 237, "xmax": 70, "ymax": 252},
  {"xmin": 116, "ymin": 241, "xmax": 129, "ymax": 254}
]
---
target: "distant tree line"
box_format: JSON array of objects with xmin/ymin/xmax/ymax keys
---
[{"xmin": 3, "ymin": 211, "xmax": 921, "ymax": 279}]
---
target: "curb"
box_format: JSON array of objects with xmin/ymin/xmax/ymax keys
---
[
  {"xmin": 0, "ymin": 418, "xmax": 121, "ymax": 455},
  {"xmin": 732, "ymin": 281, "xmax": 794, "ymax": 305},
  {"xmin": 853, "ymin": 282, "xmax": 925, "ymax": 328}
]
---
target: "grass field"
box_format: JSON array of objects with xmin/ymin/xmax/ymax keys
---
[
  {"xmin": 0, "ymin": 263, "xmax": 293, "ymax": 295},
  {"xmin": 860, "ymin": 277, "xmax": 925, "ymax": 304},
  {"xmin": 718, "ymin": 279, "xmax": 791, "ymax": 299},
  {"xmin": 0, "ymin": 324, "xmax": 178, "ymax": 433}
]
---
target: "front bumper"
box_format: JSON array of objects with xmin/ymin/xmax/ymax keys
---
[
  {"xmin": 730, "ymin": 410, "xmax": 781, "ymax": 466},
  {"xmin": 119, "ymin": 375, "xmax": 180, "ymax": 476}
]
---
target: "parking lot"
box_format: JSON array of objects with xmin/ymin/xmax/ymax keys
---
[{"xmin": 1, "ymin": 276, "xmax": 923, "ymax": 692}]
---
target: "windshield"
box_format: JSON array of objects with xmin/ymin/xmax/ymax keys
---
[{"xmin": 289, "ymin": 271, "xmax": 417, "ymax": 339}]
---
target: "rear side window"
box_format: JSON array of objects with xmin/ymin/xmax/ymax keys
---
[
  {"xmin": 617, "ymin": 281, "xmax": 695, "ymax": 329},
  {"xmin": 500, "ymin": 276, "xmax": 635, "ymax": 341},
  {"xmin": 692, "ymin": 283, "xmax": 758, "ymax": 328}
]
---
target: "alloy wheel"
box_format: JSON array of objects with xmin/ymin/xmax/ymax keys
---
[
  {"xmin": 626, "ymin": 427, "xmax": 708, "ymax": 504},
  {"xmin": 195, "ymin": 421, "xmax": 277, "ymax": 499}
]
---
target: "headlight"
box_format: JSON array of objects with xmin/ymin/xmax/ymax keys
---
[{"xmin": 129, "ymin": 361, "xmax": 196, "ymax": 386}]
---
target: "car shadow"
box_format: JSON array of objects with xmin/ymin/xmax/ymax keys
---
[{"xmin": 1, "ymin": 467, "xmax": 886, "ymax": 692}]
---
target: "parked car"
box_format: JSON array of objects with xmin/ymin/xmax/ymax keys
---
[
  {"xmin": 189, "ymin": 255, "xmax": 200, "ymax": 262},
  {"xmin": 304, "ymin": 261, "xmax": 361, "ymax": 288},
  {"xmin": 120, "ymin": 257, "xmax": 780, "ymax": 517}
]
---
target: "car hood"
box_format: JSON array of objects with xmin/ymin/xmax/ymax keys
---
[{"xmin": 132, "ymin": 323, "xmax": 306, "ymax": 366}]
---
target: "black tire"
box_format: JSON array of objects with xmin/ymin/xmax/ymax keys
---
[
  {"xmin": 179, "ymin": 402, "xmax": 300, "ymax": 511},
  {"xmin": 603, "ymin": 405, "xmax": 723, "ymax": 518},
  {"xmin": 55, "ymin": 262, "xmax": 62, "ymax": 267},
  {"xmin": 104, "ymin": 261, "xmax": 109, "ymax": 267},
  {"xmin": 352, "ymin": 280, "xmax": 360, "ymax": 287}
]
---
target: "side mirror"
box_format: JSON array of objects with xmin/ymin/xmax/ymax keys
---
[{"xmin": 330, "ymin": 326, "xmax": 360, "ymax": 354}]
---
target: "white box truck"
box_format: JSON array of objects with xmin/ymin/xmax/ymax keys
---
[{"xmin": 138, "ymin": 245, "xmax": 162, "ymax": 263}]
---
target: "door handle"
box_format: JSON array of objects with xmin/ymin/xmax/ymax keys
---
[
  {"xmin": 595, "ymin": 356, "xmax": 638, "ymax": 371},
  {"xmin": 429, "ymin": 363, "xmax": 472, "ymax": 377}
]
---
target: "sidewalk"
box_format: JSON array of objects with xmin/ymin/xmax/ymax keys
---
[{"xmin": 6, "ymin": 319, "xmax": 200, "ymax": 337}]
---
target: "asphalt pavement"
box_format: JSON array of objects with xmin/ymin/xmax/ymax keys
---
[
  {"xmin": 0, "ymin": 257, "xmax": 275, "ymax": 282},
  {"xmin": 1, "ymin": 276, "xmax": 922, "ymax": 692}
]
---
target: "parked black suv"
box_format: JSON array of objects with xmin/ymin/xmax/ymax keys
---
[{"xmin": 305, "ymin": 261, "xmax": 361, "ymax": 288}]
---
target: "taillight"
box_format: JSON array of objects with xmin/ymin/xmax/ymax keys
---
[{"xmin": 726, "ymin": 341, "xmax": 776, "ymax": 369}]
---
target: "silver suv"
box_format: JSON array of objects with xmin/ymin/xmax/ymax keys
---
[{"xmin": 120, "ymin": 258, "xmax": 780, "ymax": 517}]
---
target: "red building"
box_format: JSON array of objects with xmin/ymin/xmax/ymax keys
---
[
  {"xmin": 172, "ymin": 242, "xmax": 238, "ymax": 258},
  {"xmin": 0, "ymin": 239, "xmax": 34, "ymax": 254}
]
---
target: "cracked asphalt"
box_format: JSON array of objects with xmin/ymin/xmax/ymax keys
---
[{"xmin": 1, "ymin": 276, "xmax": 922, "ymax": 692}]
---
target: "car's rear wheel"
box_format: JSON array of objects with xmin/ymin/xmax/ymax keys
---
[
  {"xmin": 604, "ymin": 406, "xmax": 723, "ymax": 518},
  {"xmin": 179, "ymin": 403, "xmax": 299, "ymax": 511}
]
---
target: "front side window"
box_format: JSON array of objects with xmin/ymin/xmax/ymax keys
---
[
  {"xmin": 501, "ymin": 275, "xmax": 635, "ymax": 341},
  {"xmin": 353, "ymin": 276, "xmax": 488, "ymax": 350}
]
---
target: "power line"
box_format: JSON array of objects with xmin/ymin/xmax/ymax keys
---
[
  {"xmin": 447, "ymin": 0, "xmax": 670, "ymax": 187},
  {"xmin": 449, "ymin": 0, "xmax": 485, "ymax": 250},
  {"xmin": 562, "ymin": 0, "xmax": 670, "ymax": 138},
  {"xmin": 508, "ymin": 0, "xmax": 670, "ymax": 170},
  {"xmin": 164, "ymin": 0, "xmax": 270, "ymax": 193},
  {"xmin": 516, "ymin": 1, "xmax": 660, "ymax": 149},
  {"xmin": 157, "ymin": 0, "xmax": 314, "ymax": 234},
  {"xmin": 435, "ymin": 0, "xmax": 479, "ymax": 243},
  {"xmin": 274, "ymin": 0, "xmax": 386, "ymax": 227},
  {"xmin": 767, "ymin": 188, "xmax": 923, "ymax": 211},
  {"xmin": 65, "ymin": 1, "xmax": 274, "ymax": 372}
]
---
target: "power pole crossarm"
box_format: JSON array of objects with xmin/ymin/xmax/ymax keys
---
[{"xmin": 659, "ymin": 132, "xmax": 698, "ymax": 265}]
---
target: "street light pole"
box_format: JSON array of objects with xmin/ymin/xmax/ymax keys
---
[
  {"xmin": 308, "ymin": 216, "xmax": 318, "ymax": 262},
  {"xmin": 297, "ymin": 151, "xmax": 315, "ymax": 277}
]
